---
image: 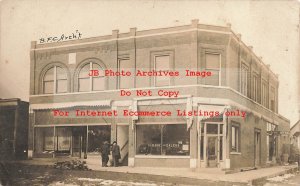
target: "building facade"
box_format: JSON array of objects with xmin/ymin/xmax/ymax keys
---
[
  {"xmin": 29, "ymin": 20, "xmax": 290, "ymax": 170},
  {"xmin": 0, "ymin": 98, "xmax": 29, "ymax": 160}
]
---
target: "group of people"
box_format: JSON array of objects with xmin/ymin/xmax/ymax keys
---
[{"xmin": 101, "ymin": 141, "xmax": 121, "ymax": 167}]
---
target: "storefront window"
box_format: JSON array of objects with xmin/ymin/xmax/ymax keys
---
[
  {"xmin": 136, "ymin": 124, "xmax": 190, "ymax": 156},
  {"xmin": 35, "ymin": 127, "xmax": 54, "ymax": 153}
]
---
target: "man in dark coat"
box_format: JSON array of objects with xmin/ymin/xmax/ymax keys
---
[
  {"xmin": 111, "ymin": 141, "xmax": 121, "ymax": 167},
  {"xmin": 101, "ymin": 141, "xmax": 110, "ymax": 167}
]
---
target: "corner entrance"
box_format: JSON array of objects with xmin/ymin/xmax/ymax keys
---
[{"xmin": 200, "ymin": 122, "xmax": 224, "ymax": 168}]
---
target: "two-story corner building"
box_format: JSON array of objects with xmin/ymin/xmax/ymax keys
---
[{"xmin": 28, "ymin": 19, "xmax": 290, "ymax": 170}]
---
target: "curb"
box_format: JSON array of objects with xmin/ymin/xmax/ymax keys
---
[{"xmin": 250, "ymin": 166, "xmax": 298, "ymax": 185}]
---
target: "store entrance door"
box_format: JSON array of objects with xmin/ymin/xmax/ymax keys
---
[{"xmin": 207, "ymin": 136, "xmax": 218, "ymax": 167}]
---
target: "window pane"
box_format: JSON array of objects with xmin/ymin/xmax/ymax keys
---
[
  {"xmin": 241, "ymin": 65, "xmax": 248, "ymax": 96},
  {"xmin": 92, "ymin": 77, "xmax": 105, "ymax": 91},
  {"xmin": 35, "ymin": 127, "xmax": 54, "ymax": 153},
  {"xmin": 205, "ymin": 69, "xmax": 219, "ymax": 86},
  {"xmin": 207, "ymin": 124, "xmax": 218, "ymax": 134},
  {"xmin": 206, "ymin": 53, "xmax": 220, "ymax": 69},
  {"xmin": 92, "ymin": 63, "xmax": 105, "ymax": 76},
  {"xmin": 44, "ymin": 68, "xmax": 54, "ymax": 81},
  {"xmin": 136, "ymin": 125, "xmax": 162, "ymax": 155},
  {"xmin": 162, "ymin": 125, "xmax": 190, "ymax": 156},
  {"xmin": 56, "ymin": 67, "xmax": 67, "ymax": 80},
  {"xmin": 44, "ymin": 81, "xmax": 54, "ymax": 94},
  {"xmin": 79, "ymin": 64, "xmax": 90, "ymax": 78},
  {"xmin": 155, "ymin": 55, "xmax": 170, "ymax": 87},
  {"xmin": 231, "ymin": 126, "xmax": 236, "ymax": 150},
  {"xmin": 56, "ymin": 127, "xmax": 71, "ymax": 152},
  {"xmin": 79, "ymin": 78, "xmax": 90, "ymax": 92},
  {"xmin": 253, "ymin": 75, "xmax": 258, "ymax": 101},
  {"xmin": 57, "ymin": 79, "xmax": 67, "ymax": 93}
]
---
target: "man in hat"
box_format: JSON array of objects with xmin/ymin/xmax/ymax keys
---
[
  {"xmin": 111, "ymin": 141, "xmax": 121, "ymax": 167},
  {"xmin": 101, "ymin": 141, "xmax": 110, "ymax": 167}
]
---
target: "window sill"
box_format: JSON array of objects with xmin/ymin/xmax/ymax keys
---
[
  {"xmin": 135, "ymin": 155, "xmax": 190, "ymax": 159},
  {"xmin": 230, "ymin": 152, "xmax": 241, "ymax": 155}
]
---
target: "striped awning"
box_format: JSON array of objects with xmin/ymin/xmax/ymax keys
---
[{"xmin": 30, "ymin": 100, "xmax": 111, "ymax": 110}]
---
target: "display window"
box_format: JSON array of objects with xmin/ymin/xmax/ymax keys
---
[{"xmin": 136, "ymin": 124, "xmax": 190, "ymax": 156}]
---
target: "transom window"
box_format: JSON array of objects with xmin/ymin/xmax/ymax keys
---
[
  {"xmin": 78, "ymin": 62, "xmax": 105, "ymax": 92},
  {"xmin": 43, "ymin": 66, "xmax": 67, "ymax": 94}
]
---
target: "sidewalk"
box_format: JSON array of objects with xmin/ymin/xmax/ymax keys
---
[{"xmin": 14, "ymin": 157, "xmax": 299, "ymax": 185}]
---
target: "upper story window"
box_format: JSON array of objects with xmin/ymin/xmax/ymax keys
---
[
  {"xmin": 252, "ymin": 73, "xmax": 258, "ymax": 102},
  {"xmin": 78, "ymin": 62, "xmax": 105, "ymax": 92},
  {"xmin": 270, "ymin": 86, "xmax": 276, "ymax": 112},
  {"xmin": 205, "ymin": 53, "xmax": 221, "ymax": 86},
  {"xmin": 240, "ymin": 64, "xmax": 249, "ymax": 96},
  {"xmin": 154, "ymin": 55, "xmax": 170, "ymax": 87},
  {"xmin": 118, "ymin": 58, "xmax": 133, "ymax": 89},
  {"xmin": 43, "ymin": 66, "xmax": 67, "ymax": 94},
  {"xmin": 262, "ymin": 81, "xmax": 268, "ymax": 108}
]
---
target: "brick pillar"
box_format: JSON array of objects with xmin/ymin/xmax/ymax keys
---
[{"xmin": 189, "ymin": 105, "xmax": 198, "ymax": 169}]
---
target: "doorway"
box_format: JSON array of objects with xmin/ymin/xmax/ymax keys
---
[
  {"xmin": 254, "ymin": 129, "xmax": 261, "ymax": 167},
  {"xmin": 201, "ymin": 123, "xmax": 224, "ymax": 168},
  {"xmin": 71, "ymin": 127, "xmax": 86, "ymax": 158},
  {"xmin": 207, "ymin": 136, "xmax": 218, "ymax": 167}
]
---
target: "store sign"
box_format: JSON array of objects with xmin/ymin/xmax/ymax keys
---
[{"xmin": 267, "ymin": 131, "xmax": 289, "ymax": 136}]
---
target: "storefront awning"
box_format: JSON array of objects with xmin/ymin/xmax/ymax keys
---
[
  {"xmin": 196, "ymin": 104, "xmax": 228, "ymax": 134},
  {"xmin": 198, "ymin": 104, "xmax": 228, "ymax": 121},
  {"xmin": 30, "ymin": 100, "xmax": 111, "ymax": 110}
]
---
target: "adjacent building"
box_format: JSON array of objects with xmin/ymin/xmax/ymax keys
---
[
  {"xmin": 28, "ymin": 20, "xmax": 290, "ymax": 170},
  {"xmin": 0, "ymin": 98, "xmax": 29, "ymax": 160}
]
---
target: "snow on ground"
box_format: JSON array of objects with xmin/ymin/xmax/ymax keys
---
[
  {"xmin": 78, "ymin": 178, "xmax": 158, "ymax": 186},
  {"xmin": 49, "ymin": 178, "xmax": 158, "ymax": 186},
  {"xmin": 266, "ymin": 174, "xmax": 295, "ymax": 182},
  {"xmin": 49, "ymin": 181, "xmax": 79, "ymax": 186}
]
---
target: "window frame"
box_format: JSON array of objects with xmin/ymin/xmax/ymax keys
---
[
  {"xmin": 42, "ymin": 65, "xmax": 68, "ymax": 94},
  {"xmin": 252, "ymin": 72, "xmax": 258, "ymax": 102},
  {"xmin": 77, "ymin": 61, "xmax": 106, "ymax": 92},
  {"xmin": 270, "ymin": 86, "xmax": 276, "ymax": 112},
  {"xmin": 135, "ymin": 123, "xmax": 190, "ymax": 156},
  {"xmin": 261, "ymin": 80, "xmax": 268, "ymax": 108},
  {"xmin": 240, "ymin": 62, "xmax": 249, "ymax": 96},
  {"xmin": 150, "ymin": 50, "xmax": 175, "ymax": 87},
  {"xmin": 231, "ymin": 122, "xmax": 241, "ymax": 153},
  {"xmin": 204, "ymin": 52, "xmax": 221, "ymax": 86}
]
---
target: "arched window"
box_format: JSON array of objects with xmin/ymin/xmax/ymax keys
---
[
  {"xmin": 43, "ymin": 66, "xmax": 67, "ymax": 94},
  {"xmin": 78, "ymin": 62, "xmax": 105, "ymax": 92}
]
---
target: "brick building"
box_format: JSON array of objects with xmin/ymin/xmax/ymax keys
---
[{"xmin": 29, "ymin": 20, "xmax": 289, "ymax": 170}]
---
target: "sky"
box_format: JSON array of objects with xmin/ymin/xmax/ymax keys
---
[{"xmin": 0, "ymin": 0, "xmax": 299, "ymax": 125}]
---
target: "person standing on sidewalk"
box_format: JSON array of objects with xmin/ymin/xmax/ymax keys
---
[
  {"xmin": 101, "ymin": 141, "xmax": 110, "ymax": 167},
  {"xmin": 111, "ymin": 141, "xmax": 121, "ymax": 167}
]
